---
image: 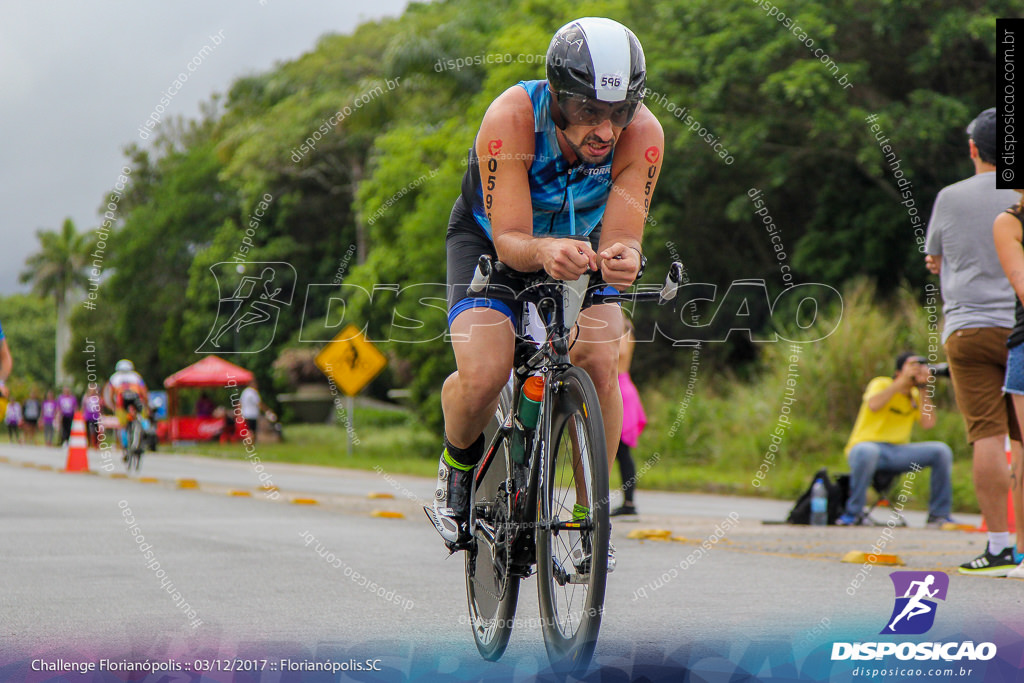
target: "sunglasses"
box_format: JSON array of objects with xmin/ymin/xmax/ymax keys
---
[{"xmin": 556, "ymin": 92, "xmax": 641, "ymax": 128}]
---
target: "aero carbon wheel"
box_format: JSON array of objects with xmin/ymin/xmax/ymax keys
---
[
  {"xmin": 536, "ymin": 367, "xmax": 609, "ymax": 675},
  {"xmin": 127, "ymin": 421, "xmax": 142, "ymax": 472},
  {"xmin": 465, "ymin": 381, "xmax": 520, "ymax": 661}
]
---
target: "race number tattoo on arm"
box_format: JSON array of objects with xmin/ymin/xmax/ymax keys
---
[
  {"xmin": 643, "ymin": 146, "xmax": 659, "ymax": 215},
  {"xmin": 644, "ymin": 164, "xmax": 656, "ymax": 213},
  {"xmin": 484, "ymin": 157, "xmax": 497, "ymax": 222},
  {"xmin": 483, "ymin": 139, "xmax": 501, "ymax": 222}
]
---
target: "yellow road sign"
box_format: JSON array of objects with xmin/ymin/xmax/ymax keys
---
[{"xmin": 315, "ymin": 324, "xmax": 388, "ymax": 396}]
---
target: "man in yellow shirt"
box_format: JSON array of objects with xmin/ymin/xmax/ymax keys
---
[{"xmin": 838, "ymin": 352, "xmax": 954, "ymax": 528}]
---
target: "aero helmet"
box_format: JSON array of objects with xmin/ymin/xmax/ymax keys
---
[
  {"xmin": 115, "ymin": 359, "xmax": 135, "ymax": 373},
  {"xmin": 546, "ymin": 17, "xmax": 646, "ymax": 128}
]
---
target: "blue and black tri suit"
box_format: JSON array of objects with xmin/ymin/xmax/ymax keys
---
[{"xmin": 446, "ymin": 79, "xmax": 616, "ymax": 327}]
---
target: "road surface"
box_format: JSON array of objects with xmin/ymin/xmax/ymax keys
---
[{"xmin": 2, "ymin": 442, "xmax": 1022, "ymax": 681}]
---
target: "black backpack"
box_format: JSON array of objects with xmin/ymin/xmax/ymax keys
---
[{"xmin": 786, "ymin": 468, "xmax": 850, "ymax": 525}]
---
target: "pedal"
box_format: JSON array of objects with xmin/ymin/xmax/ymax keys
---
[
  {"xmin": 567, "ymin": 547, "xmax": 595, "ymax": 583},
  {"xmin": 422, "ymin": 506, "xmax": 471, "ymax": 553},
  {"xmin": 551, "ymin": 557, "xmax": 573, "ymax": 586}
]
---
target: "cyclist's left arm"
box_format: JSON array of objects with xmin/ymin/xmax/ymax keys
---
[
  {"xmin": 102, "ymin": 381, "xmax": 118, "ymax": 412},
  {"xmin": 598, "ymin": 106, "xmax": 664, "ymax": 289}
]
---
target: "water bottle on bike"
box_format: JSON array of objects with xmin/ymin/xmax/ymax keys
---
[{"xmin": 510, "ymin": 376, "xmax": 543, "ymax": 464}]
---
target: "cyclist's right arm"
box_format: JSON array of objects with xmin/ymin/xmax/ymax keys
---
[{"xmin": 480, "ymin": 87, "xmax": 596, "ymax": 280}]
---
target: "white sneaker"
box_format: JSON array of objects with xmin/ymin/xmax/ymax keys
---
[{"xmin": 1007, "ymin": 561, "xmax": 1024, "ymax": 579}]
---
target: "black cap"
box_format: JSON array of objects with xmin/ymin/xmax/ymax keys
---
[
  {"xmin": 966, "ymin": 107, "xmax": 997, "ymax": 162},
  {"xmin": 895, "ymin": 352, "xmax": 926, "ymax": 372}
]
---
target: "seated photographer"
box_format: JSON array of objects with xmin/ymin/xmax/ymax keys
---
[{"xmin": 838, "ymin": 352, "xmax": 955, "ymax": 527}]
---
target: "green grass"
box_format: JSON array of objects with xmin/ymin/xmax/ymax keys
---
[
  {"xmin": 176, "ymin": 280, "xmax": 988, "ymax": 516},
  {"xmin": 175, "ymin": 404, "xmax": 440, "ymax": 477},
  {"xmin": 608, "ymin": 280, "xmax": 984, "ymax": 514}
]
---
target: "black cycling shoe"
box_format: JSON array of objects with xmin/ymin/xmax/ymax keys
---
[{"xmin": 423, "ymin": 450, "xmax": 475, "ymax": 550}]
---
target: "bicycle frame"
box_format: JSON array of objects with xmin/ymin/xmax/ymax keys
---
[
  {"xmin": 461, "ymin": 255, "xmax": 681, "ymax": 669},
  {"xmin": 468, "ymin": 257, "xmax": 682, "ymax": 573}
]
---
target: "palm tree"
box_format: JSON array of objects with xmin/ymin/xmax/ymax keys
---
[{"xmin": 20, "ymin": 218, "xmax": 96, "ymax": 385}]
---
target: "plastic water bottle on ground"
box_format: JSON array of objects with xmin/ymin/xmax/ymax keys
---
[{"xmin": 810, "ymin": 478, "xmax": 828, "ymax": 526}]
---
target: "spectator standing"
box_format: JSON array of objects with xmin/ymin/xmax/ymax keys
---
[
  {"xmin": 612, "ymin": 316, "xmax": 647, "ymax": 516},
  {"xmin": 57, "ymin": 386, "xmax": 78, "ymax": 446},
  {"xmin": 195, "ymin": 392, "xmax": 215, "ymax": 418},
  {"xmin": 924, "ymin": 107, "xmax": 1023, "ymax": 575},
  {"xmin": 22, "ymin": 390, "xmax": 40, "ymax": 444},
  {"xmin": 239, "ymin": 381, "xmax": 266, "ymax": 444},
  {"xmin": 5, "ymin": 399, "xmax": 22, "ymax": 443},
  {"xmin": 82, "ymin": 386, "xmax": 102, "ymax": 448},
  {"xmin": 992, "ymin": 189, "xmax": 1024, "ymax": 577},
  {"xmin": 41, "ymin": 390, "xmax": 57, "ymax": 446}
]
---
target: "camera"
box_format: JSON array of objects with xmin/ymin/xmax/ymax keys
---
[{"xmin": 927, "ymin": 362, "xmax": 950, "ymax": 378}]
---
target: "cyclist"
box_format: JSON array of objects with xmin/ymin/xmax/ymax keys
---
[
  {"xmin": 102, "ymin": 359, "xmax": 149, "ymax": 457},
  {"xmin": 0, "ymin": 317, "xmax": 11, "ymax": 399},
  {"xmin": 426, "ymin": 17, "xmax": 663, "ymax": 558}
]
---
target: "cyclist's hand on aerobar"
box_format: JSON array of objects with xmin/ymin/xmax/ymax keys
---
[
  {"xmin": 599, "ymin": 242, "xmax": 641, "ymax": 289},
  {"xmin": 540, "ymin": 238, "xmax": 598, "ymax": 281}
]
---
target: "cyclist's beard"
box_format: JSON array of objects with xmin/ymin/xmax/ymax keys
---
[{"xmin": 565, "ymin": 131, "xmax": 615, "ymax": 165}]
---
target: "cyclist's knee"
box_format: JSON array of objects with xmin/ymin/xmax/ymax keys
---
[
  {"xmin": 575, "ymin": 353, "xmax": 618, "ymax": 395},
  {"xmin": 457, "ymin": 366, "xmax": 509, "ymax": 404}
]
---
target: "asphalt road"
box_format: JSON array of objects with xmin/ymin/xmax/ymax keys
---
[{"xmin": 3, "ymin": 442, "xmax": 1024, "ymax": 682}]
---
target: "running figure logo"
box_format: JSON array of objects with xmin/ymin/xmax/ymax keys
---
[
  {"xmin": 197, "ymin": 262, "xmax": 296, "ymax": 354},
  {"xmin": 881, "ymin": 571, "xmax": 949, "ymax": 635}
]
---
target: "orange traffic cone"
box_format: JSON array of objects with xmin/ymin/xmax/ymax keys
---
[{"xmin": 64, "ymin": 412, "xmax": 89, "ymax": 472}]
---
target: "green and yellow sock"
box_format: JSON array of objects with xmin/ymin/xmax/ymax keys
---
[
  {"xmin": 443, "ymin": 449, "xmax": 475, "ymax": 471},
  {"xmin": 442, "ymin": 433, "xmax": 485, "ymax": 471}
]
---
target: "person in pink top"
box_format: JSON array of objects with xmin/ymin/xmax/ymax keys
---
[{"xmin": 612, "ymin": 315, "xmax": 647, "ymax": 516}]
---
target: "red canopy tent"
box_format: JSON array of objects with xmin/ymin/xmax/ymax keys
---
[{"xmin": 162, "ymin": 356, "xmax": 254, "ymax": 442}]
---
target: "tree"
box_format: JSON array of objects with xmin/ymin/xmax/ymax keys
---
[
  {"xmin": 64, "ymin": 0, "xmax": 1016, "ymax": 429},
  {"xmin": 0, "ymin": 294, "xmax": 56, "ymax": 392},
  {"xmin": 19, "ymin": 218, "xmax": 95, "ymax": 386}
]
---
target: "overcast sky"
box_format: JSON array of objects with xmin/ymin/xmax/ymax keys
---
[{"xmin": 0, "ymin": 0, "xmax": 412, "ymax": 295}]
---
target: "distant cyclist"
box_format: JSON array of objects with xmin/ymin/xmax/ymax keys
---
[
  {"xmin": 103, "ymin": 359, "xmax": 149, "ymax": 455},
  {"xmin": 0, "ymin": 317, "xmax": 11, "ymax": 399},
  {"xmin": 426, "ymin": 17, "xmax": 663, "ymax": 558}
]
